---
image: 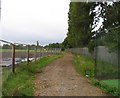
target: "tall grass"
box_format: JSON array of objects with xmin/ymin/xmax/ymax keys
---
[
  {"xmin": 2, "ymin": 55, "xmax": 63, "ymax": 96},
  {"xmin": 74, "ymin": 55, "xmax": 94, "ymax": 77}
]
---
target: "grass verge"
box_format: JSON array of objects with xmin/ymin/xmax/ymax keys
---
[
  {"xmin": 74, "ymin": 54, "xmax": 120, "ymax": 97},
  {"xmin": 2, "ymin": 54, "xmax": 63, "ymax": 96}
]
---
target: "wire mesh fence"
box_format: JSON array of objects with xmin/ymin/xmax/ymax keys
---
[
  {"xmin": 0, "ymin": 40, "xmax": 61, "ymax": 68},
  {"xmin": 68, "ymin": 48, "xmax": 94, "ymax": 58},
  {"xmin": 95, "ymin": 27, "xmax": 120, "ymax": 79},
  {"xmin": 68, "ymin": 27, "xmax": 120, "ymax": 79}
]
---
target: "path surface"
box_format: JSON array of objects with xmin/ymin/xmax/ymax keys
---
[{"xmin": 34, "ymin": 53, "xmax": 107, "ymax": 96}]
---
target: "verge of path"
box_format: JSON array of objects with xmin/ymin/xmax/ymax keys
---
[{"xmin": 34, "ymin": 53, "xmax": 107, "ymax": 96}]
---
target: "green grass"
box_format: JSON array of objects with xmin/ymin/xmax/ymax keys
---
[
  {"xmin": 2, "ymin": 68, "xmax": 11, "ymax": 83},
  {"xmin": 73, "ymin": 54, "xmax": 120, "ymax": 96},
  {"xmin": 2, "ymin": 54, "xmax": 63, "ymax": 96},
  {"xmin": 74, "ymin": 55, "xmax": 94, "ymax": 77},
  {"xmin": 91, "ymin": 78, "xmax": 120, "ymax": 96},
  {"xmin": 101, "ymin": 79, "xmax": 120, "ymax": 89},
  {"xmin": 96, "ymin": 61, "xmax": 119, "ymax": 79}
]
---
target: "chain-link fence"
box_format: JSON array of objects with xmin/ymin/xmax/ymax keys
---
[
  {"xmin": 68, "ymin": 48, "xmax": 94, "ymax": 58},
  {"xmin": 95, "ymin": 27, "xmax": 120, "ymax": 79}
]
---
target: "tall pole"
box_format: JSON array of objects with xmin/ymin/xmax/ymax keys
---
[
  {"xmin": 118, "ymin": 31, "xmax": 120, "ymax": 79},
  {"xmin": 94, "ymin": 32, "xmax": 97, "ymax": 79}
]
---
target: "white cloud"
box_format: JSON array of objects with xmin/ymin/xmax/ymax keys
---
[{"xmin": 1, "ymin": 0, "xmax": 69, "ymax": 45}]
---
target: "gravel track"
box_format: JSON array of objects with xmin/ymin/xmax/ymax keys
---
[{"xmin": 34, "ymin": 53, "xmax": 107, "ymax": 96}]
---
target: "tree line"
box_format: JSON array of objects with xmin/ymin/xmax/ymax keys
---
[
  {"xmin": 62, "ymin": 2, "xmax": 120, "ymax": 52},
  {"xmin": 2, "ymin": 44, "xmax": 42, "ymax": 50},
  {"xmin": 2, "ymin": 2, "xmax": 120, "ymax": 52}
]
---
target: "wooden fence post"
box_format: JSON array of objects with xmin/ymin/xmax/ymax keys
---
[
  {"xmin": 36, "ymin": 41, "xmax": 38, "ymax": 58},
  {"xmin": 34, "ymin": 41, "xmax": 39, "ymax": 62},
  {"xmin": 34, "ymin": 46, "xmax": 37, "ymax": 62},
  {"xmin": 42, "ymin": 47, "xmax": 44, "ymax": 57},
  {"xmin": 12, "ymin": 44, "xmax": 15, "ymax": 73},
  {"xmin": 27, "ymin": 45, "xmax": 29, "ymax": 65}
]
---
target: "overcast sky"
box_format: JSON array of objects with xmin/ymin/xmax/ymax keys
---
[{"xmin": 1, "ymin": 0, "xmax": 70, "ymax": 46}]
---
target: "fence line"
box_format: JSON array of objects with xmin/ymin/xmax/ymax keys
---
[
  {"xmin": 0, "ymin": 39, "xmax": 61, "ymax": 73},
  {"xmin": 68, "ymin": 46, "xmax": 118, "ymax": 65},
  {"xmin": 68, "ymin": 47, "xmax": 94, "ymax": 58}
]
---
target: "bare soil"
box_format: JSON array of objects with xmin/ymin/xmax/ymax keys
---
[{"xmin": 34, "ymin": 53, "xmax": 107, "ymax": 96}]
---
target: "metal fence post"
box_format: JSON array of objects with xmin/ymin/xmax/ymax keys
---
[
  {"xmin": 12, "ymin": 44, "xmax": 15, "ymax": 73},
  {"xmin": 94, "ymin": 32, "xmax": 97, "ymax": 78}
]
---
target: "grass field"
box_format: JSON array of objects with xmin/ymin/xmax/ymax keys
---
[
  {"xmin": 74, "ymin": 54, "xmax": 120, "ymax": 96},
  {"xmin": 2, "ymin": 54, "xmax": 63, "ymax": 96}
]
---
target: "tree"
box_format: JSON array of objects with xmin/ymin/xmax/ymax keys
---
[
  {"xmin": 63, "ymin": 2, "xmax": 94, "ymax": 48},
  {"xmin": 97, "ymin": 2, "xmax": 120, "ymax": 52},
  {"xmin": 2, "ymin": 44, "xmax": 11, "ymax": 49}
]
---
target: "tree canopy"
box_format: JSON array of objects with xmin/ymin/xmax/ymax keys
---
[{"xmin": 63, "ymin": 2, "xmax": 120, "ymax": 53}]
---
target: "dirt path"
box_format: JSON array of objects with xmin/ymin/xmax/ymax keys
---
[{"xmin": 34, "ymin": 53, "xmax": 107, "ymax": 96}]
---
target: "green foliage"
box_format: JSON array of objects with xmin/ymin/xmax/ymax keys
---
[
  {"xmin": 88, "ymin": 40, "xmax": 95, "ymax": 53},
  {"xmin": 91, "ymin": 79, "xmax": 120, "ymax": 96},
  {"xmin": 2, "ymin": 44, "xmax": 11, "ymax": 49},
  {"xmin": 102, "ymin": 79, "xmax": 120, "ymax": 89},
  {"xmin": 45, "ymin": 43, "xmax": 62, "ymax": 48},
  {"xmin": 63, "ymin": 2, "xmax": 120, "ymax": 52},
  {"xmin": 2, "ymin": 44, "xmax": 42, "ymax": 50},
  {"xmin": 96, "ymin": 60, "xmax": 119, "ymax": 79},
  {"xmin": 63, "ymin": 2, "xmax": 94, "ymax": 48},
  {"xmin": 2, "ymin": 55, "xmax": 63, "ymax": 96},
  {"xmin": 99, "ymin": 2, "xmax": 120, "ymax": 53},
  {"xmin": 74, "ymin": 55, "xmax": 94, "ymax": 77},
  {"xmin": 104, "ymin": 29, "xmax": 120, "ymax": 53}
]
